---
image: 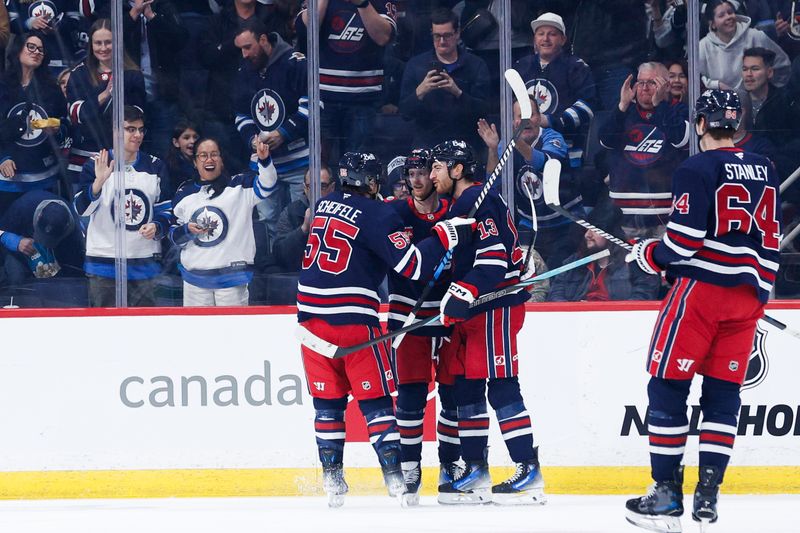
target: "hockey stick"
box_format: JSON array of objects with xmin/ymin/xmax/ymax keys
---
[
  {"xmin": 391, "ymin": 68, "xmax": 532, "ymax": 350},
  {"xmin": 295, "ymin": 248, "xmax": 610, "ymax": 359},
  {"xmin": 522, "ymin": 177, "xmax": 538, "ymax": 272},
  {"xmin": 541, "ymin": 159, "xmax": 800, "ymax": 342}
]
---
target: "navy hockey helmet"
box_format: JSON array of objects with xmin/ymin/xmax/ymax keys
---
[
  {"xmin": 694, "ymin": 89, "xmax": 742, "ymax": 131},
  {"xmin": 338, "ymin": 152, "xmax": 382, "ymax": 192},
  {"xmin": 403, "ymin": 148, "xmax": 431, "ymax": 176},
  {"xmin": 431, "ymin": 140, "xmax": 477, "ymax": 177}
]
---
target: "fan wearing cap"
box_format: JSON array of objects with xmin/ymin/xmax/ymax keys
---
[
  {"xmin": 514, "ymin": 12, "xmax": 597, "ymax": 170},
  {"xmin": 625, "ymin": 90, "xmax": 782, "ymax": 532},
  {"xmin": 547, "ymin": 203, "xmax": 659, "ymax": 302},
  {"xmin": 0, "ymin": 190, "xmax": 83, "ymax": 283}
]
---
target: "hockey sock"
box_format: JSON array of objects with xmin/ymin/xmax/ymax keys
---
[
  {"xmin": 359, "ymin": 396, "xmax": 401, "ymax": 454},
  {"xmin": 396, "ymin": 382, "xmax": 427, "ymax": 463},
  {"xmin": 488, "ymin": 377, "xmax": 534, "ymax": 463},
  {"xmin": 454, "ymin": 376, "xmax": 490, "ymax": 462},
  {"xmin": 698, "ymin": 376, "xmax": 741, "ymax": 483},
  {"xmin": 437, "ymin": 383, "xmax": 461, "ymax": 464},
  {"xmin": 313, "ymin": 396, "xmax": 348, "ymax": 462},
  {"xmin": 647, "ymin": 377, "xmax": 692, "ymax": 482}
]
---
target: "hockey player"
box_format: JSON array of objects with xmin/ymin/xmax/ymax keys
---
[
  {"xmin": 74, "ymin": 106, "xmax": 171, "ymax": 307},
  {"xmin": 625, "ymin": 90, "xmax": 782, "ymax": 532},
  {"xmin": 297, "ymin": 151, "xmax": 475, "ymax": 507},
  {"xmin": 431, "ymin": 139, "xmax": 545, "ymax": 505},
  {"xmin": 170, "ymin": 136, "xmax": 277, "ymax": 307},
  {"xmin": 386, "ymin": 149, "xmax": 462, "ymax": 506}
]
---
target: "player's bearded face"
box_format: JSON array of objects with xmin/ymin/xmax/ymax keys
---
[{"xmin": 430, "ymin": 160, "xmax": 453, "ymax": 194}]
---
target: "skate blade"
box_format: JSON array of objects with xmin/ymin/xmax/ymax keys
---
[
  {"xmin": 625, "ymin": 510, "xmax": 682, "ymax": 532},
  {"xmin": 327, "ymin": 493, "xmax": 345, "ymax": 508},
  {"xmin": 698, "ymin": 518, "xmax": 711, "ymax": 533},
  {"xmin": 437, "ymin": 488, "xmax": 492, "ymax": 505},
  {"xmin": 492, "ymin": 489, "xmax": 547, "ymax": 506},
  {"xmin": 401, "ymin": 491, "xmax": 420, "ymax": 508}
]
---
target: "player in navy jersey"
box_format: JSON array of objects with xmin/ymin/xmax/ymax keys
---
[
  {"xmin": 625, "ymin": 90, "xmax": 782, "ymax": 532},
  {"xmin": 297, "ymin": 151, "xmax": 475, "ymax": 507},
  {"xmin": 429, "ymin": 139, "xmax": 545, "ymax": 506},
  {"xmin": 386, "ymin": 149, "xmax": 463, "ymax": 506}
]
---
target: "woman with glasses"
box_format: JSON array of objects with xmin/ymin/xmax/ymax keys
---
[
  {"xmin": 170, "ymin": 136, "xmax": 278, "ymax": 306},
  {"xmin": 0, "ymin": 33, "xmax": 68, "ymax": 213},
  {"xmin": 65, "ymin": 18, "xmax": 145, "ymax": 189}
]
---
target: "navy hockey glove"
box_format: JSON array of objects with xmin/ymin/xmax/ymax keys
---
[
  {"xmin": 625, "ymin": 238, "xmax": 662, "ymax": 275},
  {"xmin": 440, "ymin": 281, "xmax": 478, "ymax": 326},
  {"xmin": 432, "ymin": 217, "xmax": 476, "ymax": 250}
]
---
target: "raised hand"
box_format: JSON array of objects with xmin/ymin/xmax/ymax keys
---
[
  {"xmin": 92, "ymin": 149, "xmax": 114, "ymax": 195},
  {"xmin": 619, "ymin": 74, "xmax": 635, "ymax": 112}
]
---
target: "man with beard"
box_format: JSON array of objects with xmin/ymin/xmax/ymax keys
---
[{"xmin": 233, "ymin": 17, "xmax": 309, "ymax": 240}]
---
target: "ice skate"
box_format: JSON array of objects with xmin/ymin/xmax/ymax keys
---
[
  {"xmin": 625, "ymin": 466, "xmax": 684, "ymax": 532},
  {"xmin": 378, "ymin": 445, "xmax": 405, "ymax": 498},
  {"xmin": 437, "ymin": 461, "xmax": 492, "ymax": 505},
  {"xmin": 401, "ymin": 461, "xmax": 421, "ymax": 507},
  {"xmin": 320, "ymin": 449, "xmax": 348, "ymax": 508},
  {"xmin": 491, "ymin": 448, "xmax": 546, "ymax": 505},
  {"xmin": 692, "ymin": 466, "xmax": 721, "ymax": 532},
  {"xmin": 438, "ymin": 461, "xmax": 465, "ymax": 486}
]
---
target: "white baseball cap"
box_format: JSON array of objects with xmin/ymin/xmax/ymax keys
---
[{"xmin": 530, "ymin": 12, "xmax": 566, "ymax": 35}]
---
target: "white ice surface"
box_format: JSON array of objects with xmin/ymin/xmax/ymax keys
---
[{"xmin": 0, "ymin": 495, "xmax": 796, "ymax": 533}]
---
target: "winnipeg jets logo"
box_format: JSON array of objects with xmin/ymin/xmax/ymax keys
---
[
  {"xmin": 191, "ymin": 206, "xmax": 229, "ymax": 247},
  {"xmin": 623, "ymin": 124, "xmax": 666, "ymax": 167},
  {"xmin": 328, "ymin": 11, "xmax": 366, "ymax": 52},
  {"xmin": 742, "ymin": 324, "xmax": 769, "ymax": 391},
  {"xmin": 110, "ymin": 189, "xmax": 150, "ymax": 231},
  {"xmin": 516, "ymin": 165, "xmax": 542, "ymax": 223},
  {"xmin": 250, "ymin": 88, "xmax": 285, "ymax": 131},
  {"xmin": 8, "ymin": 102, "xmax": 49, "ymax": 148},
  {"xmin": 526, "ymin": 79, "xmax": 559, "ymax": 114},
  {"xmin": 735, "ymin": 152, "xmax": 744, "ymax": 160},
  {"xmin": 29, "ymin": 1, "xmax": 57, "ymax": 23}
]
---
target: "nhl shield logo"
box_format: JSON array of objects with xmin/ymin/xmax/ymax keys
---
[
  {"xmin": 526, "ymin": 79, "xmax": 559, "ymax": 114},
  {"xmin": 251, "ymin": 88, "xmax": 286, "ymax": 131},
  {"xmin": 110, "ymin": 189, "xmax": 151, "ymax": 231},
  {"xmin": 741, "ymin": 324, "xmax": 769, "ymax": 391},
  {"xmin": 191, "ymin": 206, "xmax": 229, "ymax": 247}
]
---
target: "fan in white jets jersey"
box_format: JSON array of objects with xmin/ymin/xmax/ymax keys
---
[
  {"xmin": 170, "ymin": 135, "xmax": 277, "ymax": 307},
  {"xmin": 74, "ymin": 106, "xmax": 171, "ymax": 307}
]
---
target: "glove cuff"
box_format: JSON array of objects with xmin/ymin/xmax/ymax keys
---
[{"xmin": 447, "ymin": 281, "xmax": 478, "ymax": 303}]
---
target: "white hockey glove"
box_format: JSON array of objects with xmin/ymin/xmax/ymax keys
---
[
  {"xmin": 440, "ymin": 281, "xmax": 478, "ymax": 326},
  {"xmin": 432, "ymin": 217, "xmax": 477, "ymax": 250},
  {"xmin": 625, "ymin": 238, "xmax": 663, "ymax": 275}
]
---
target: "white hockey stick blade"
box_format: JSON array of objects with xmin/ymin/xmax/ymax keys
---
[
  {"xmin": 542, "ymin": 158, "xmax": 562, "ymax": 207},
  {"xmin": 294, "ymin": 326, "xmax": 338, "ymax": 358},
  {"xmin": 504, "ymin": 68, "xmax": 531, "ymax": 120}
]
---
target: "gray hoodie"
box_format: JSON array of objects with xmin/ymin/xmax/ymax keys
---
[{"xmin": 699, "ymin": 15, "xmax": 790, "ymax": 90}]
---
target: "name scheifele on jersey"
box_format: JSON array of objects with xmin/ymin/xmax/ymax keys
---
[{"xmin": 654, "ymin": 148, "xmax": 782, "ymax": 303}]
